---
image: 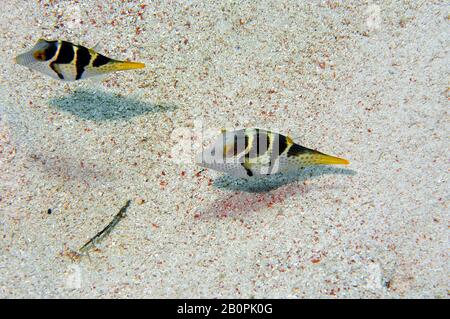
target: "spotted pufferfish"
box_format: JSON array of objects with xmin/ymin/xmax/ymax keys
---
[
  {"xmin": 197, "ymin": 128, "xmax": 349, "ymax": 178},
  {"xmin": 15, "ymin": 39, "xmax": 145, "ymax": 81}
]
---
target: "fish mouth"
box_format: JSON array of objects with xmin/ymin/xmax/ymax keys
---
[
  {"xmin": 195, "ymin": 151, "xmax": 212, "ymax": 167},
  {"xmin": 14, "ymin": 54, "xmax": 23, "ymax": 65}
]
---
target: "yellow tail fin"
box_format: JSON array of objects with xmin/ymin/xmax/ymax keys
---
[
  {"xmin": 312, "ymin": 152, "xmax": 350, "ymax": 165},
  {"xmin": 111, "ymin": 60, "xmax": 145, "ymax": 71}
]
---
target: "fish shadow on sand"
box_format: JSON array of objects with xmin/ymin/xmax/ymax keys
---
[
  {"xmin": 212, "ymin": 166, "xmax": 356, "ymax": 193},
  {"xmin": 197, "ymin": 167, "xmax": 356, "ymax": 219},
  {"xmin": 49, "ymin": 89, "xmax": 177, "ymax": 121}
]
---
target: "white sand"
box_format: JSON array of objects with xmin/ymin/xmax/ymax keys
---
[{"xmin": 0, "ymin": 1, "xmax": 448, "ymax": 298}]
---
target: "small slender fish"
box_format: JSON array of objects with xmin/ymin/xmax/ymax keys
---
[
  {"xmin": 79, "ymin": 200, "xmax": 131, "ymax": 254},
  {"xmin": 197, "ymin": 128, "xmax": 349, "ymax": 178},
  {"xmin": 15, "ymin": 39, "xmax": 145, "ymax": 81}
]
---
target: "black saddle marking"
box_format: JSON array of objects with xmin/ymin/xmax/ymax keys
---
[
  {"xmin": 287, "ymin": 143, "xmax": 311, "ymax": 157},
  {"xmin": 92, "ymin": 53, "xmax": 111, "ymax": 67},
  {"xmin": 49, "ymin": 41, "xmax": 75, "ymax": 80},
  {"xmin": 241, "ymin": 162, "xmax": 253, "ymax": 176},
  {"xmin": 75, "ymin": 46, "xmax": 91, "ymax": 80}
]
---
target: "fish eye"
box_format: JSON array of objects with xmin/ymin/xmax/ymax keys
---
[{"xmin": 33, "ymin": 50, "xmax": 47, "ymax": 61}]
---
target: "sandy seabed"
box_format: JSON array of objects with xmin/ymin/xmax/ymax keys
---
[{"xmin": 0, "ymin": 1, "xmax": 448, "ymax": 298}]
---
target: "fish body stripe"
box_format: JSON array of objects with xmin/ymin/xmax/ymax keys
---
[
  {"xmin": 75, "ymin": 46, "xmax": 91, "ymax": 80},
  {"xmin": 233, "ymin": 134, "xmax": 239, "ymax": 156},
  {"xmin": 240, "ymin": 129, "xmax": 300, "ymax": 160},
  {"xmin": 49, "ymin": 41, "xmax": 75, "ymax": 79},
  {"xmin": 287, "ymin": 143, "xmax": 311, "ymax": 157},
  {"xmin": 241, "ymin": 162, "xmax": 253, "ymax": 176},
  {"xmin": 242, "ymin": 129, "xmax": 296, "ymax": 175},
  {"xmin": 262, "ymin": 131, "xmax": 271, "ymax": 156},
  {"xmin": 92, "ymin": 53, "xmax": 111, "ymax": 67},
  {"xmin": 245, "ymin": 129, "xmax": 271, "ymax": 159},
  {"xmin": 48, "ymin": 42, "xmax": 64, "ymax": 79},
  {"xmin": 275, "ymin": 134, "xmax": 290, "ymax": 156},
  {"xmin": 244, "ymin": 134, "xmax": 250, "ymax": 152},
  {"xmin": 54, "ymin": 41, "xmax": 75, "ymax": 64}
]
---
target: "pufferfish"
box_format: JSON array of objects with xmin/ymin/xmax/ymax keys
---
[
  {"xmin": 196, "ymin": 128, "xmax": 349, "ymax": 178},
  {"xmin": 15, "ymin": 39, "xmax": 145, "ymax": 81}
]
